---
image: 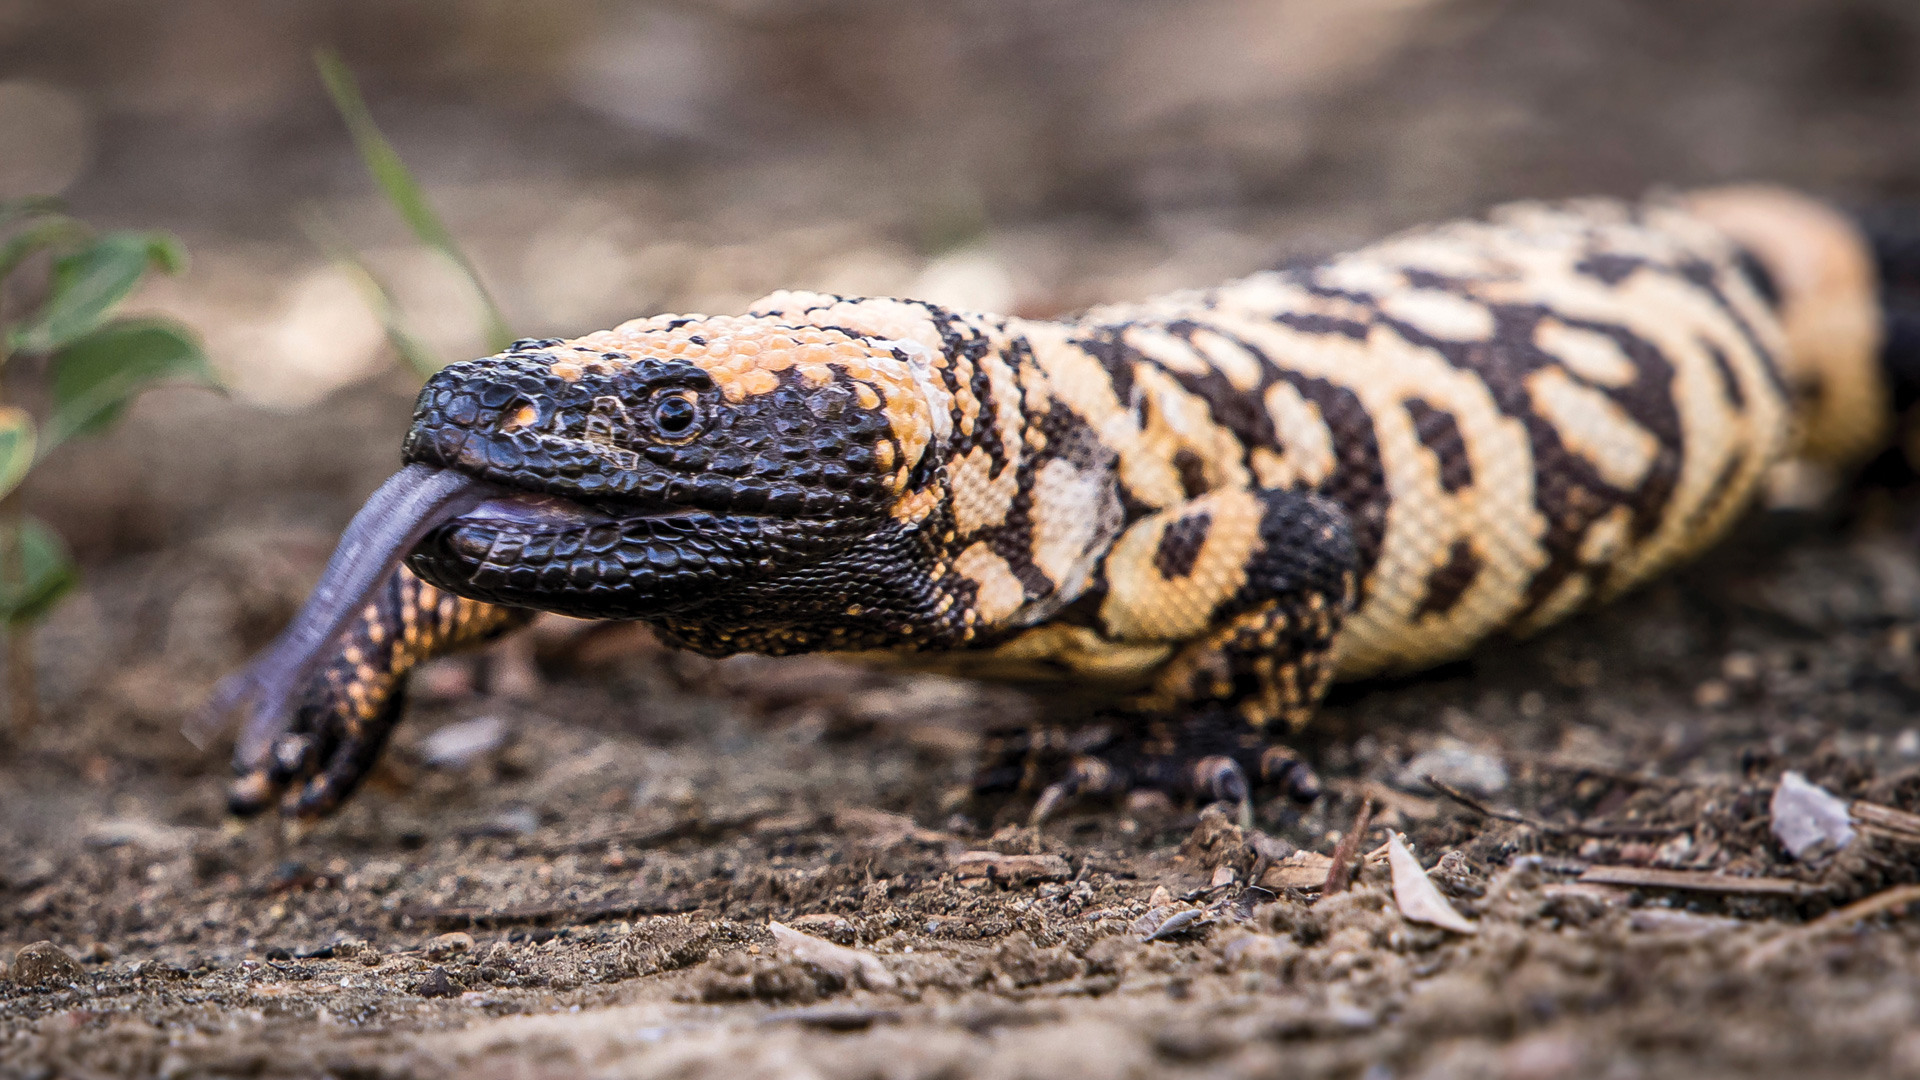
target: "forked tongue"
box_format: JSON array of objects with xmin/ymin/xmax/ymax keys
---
[{"xmin": 190, "ymin": 464, "xmax": 498, "ymax": 769}]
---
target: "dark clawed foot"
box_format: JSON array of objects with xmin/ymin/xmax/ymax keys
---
[
  {"xmin": 226, "ymin": 696, "xmax": 402, "ymax": 821},
  {"xmin": 976, "ymin": 709, "xmax": 1322, "ymax": 827},
  {"xmin": 1029, "ymin": 754, "xmax": 1127, "ymax": 828},
  {"xmin": 1259, "ymin": 745, "xmax": 1321, "ymax": 804},
  {"xmin": 1190, "ymin": 755, "xmax": 1249, "ymax": 804},
  {"xmin": 1189, "ymin": 755, "xmax": 1252, "ymax": 828},
  {"xmin": 226, "ymin": 770, "xmax": 279, "ymax": 817}
]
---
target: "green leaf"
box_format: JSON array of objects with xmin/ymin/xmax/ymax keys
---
[
  {"xmin": 0, "ymin": 407, "xmax": 35, "ymax": 500},
  {"xmin": 0, "ymin": 516, "xmax": 76, "ymax": 626},
  {"xmin": 315, "ymin": 49, "xmax": 514, "ymax": 353},
  {"xmin": 11, "ymin": 231, "xmax": 187, "ymax": 354},
  {"xmin": 0, "ymin": 215, "xmax": 89, "ymax": 283},
  {"xmin": 42, "ymin": 318, "xmax": 217, "ymax": 449},
  {"xmin": 300, "ymin": 212, "xmax": 446, "ymax": 377}
]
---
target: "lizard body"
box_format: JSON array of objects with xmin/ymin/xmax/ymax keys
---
[{"xmin": 211, "ymin": 186, "xmax": 1894, "ymax": 819}]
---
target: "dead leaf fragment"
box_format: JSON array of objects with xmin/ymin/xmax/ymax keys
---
[
  {"xmin": 1141, "ymin": 908, "xmax": 1210, "ymax": 942},
  {"xmin": 769, "ymin": 920, "xmax": 899, "ymax": 991},
  {"xmin": 1259, "ymin": 850, "xmax": 1335, "ymax": 891},
  {"xmin": 950, "ymin": 851, "xmax": 1071, "ymax": 884},
  {"xmin": 1387, "ymin": 835, "xmax": 1477, "ymax": 935}
]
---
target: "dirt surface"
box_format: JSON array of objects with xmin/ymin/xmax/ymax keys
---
[
  {"xmin": 17, "ymin": 487, "xmax": 1920, "ymax": 1080},
  {"xmin": 9, "ymin": 1, "xmax": 1920, "ymax": 1077}
]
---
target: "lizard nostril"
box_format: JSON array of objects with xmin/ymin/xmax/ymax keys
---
[
  {"xmin": 501, "ymin": 404, "xmax": 538, "ymax": 432},
  {"xmin": 497, "ymin": 395, "xmax": 551, "ymax": 434}
]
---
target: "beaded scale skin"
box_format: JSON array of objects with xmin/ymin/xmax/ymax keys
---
[{"xmin": 221, "ymin": 186, "xmax": 1890, "ymax": 821}]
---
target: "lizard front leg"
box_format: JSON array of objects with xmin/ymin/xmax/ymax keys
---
[
  {"xmin": 981, "ymin": 486, "xmax": 1357, "ymax": 823},
  {"xmin": 227, "ymin": 566, "xmax": 532, "ymax": 819}
]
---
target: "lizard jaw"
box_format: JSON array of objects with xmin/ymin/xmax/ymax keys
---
[{"xmin": 407, "ymin": 493, "xmax": 794, "ymax": 622}]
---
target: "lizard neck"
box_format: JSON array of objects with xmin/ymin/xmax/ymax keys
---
[{"xmin": 744, "ymin": 291, "xmax": 1128, "ymax": 644}]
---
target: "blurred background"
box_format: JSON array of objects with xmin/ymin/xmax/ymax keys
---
[{"xmin": 1, "ymin": 0, "xmax": 1918, "ymax": 764}]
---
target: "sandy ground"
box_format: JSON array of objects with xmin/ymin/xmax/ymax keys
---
[
  {"xmin": 12, "ymin": 446, "xmax": 1920, "ymax": 1078},
  {"xmin": 6, "ymin": 1, "xmax": 1920, "ymax": 1076}
]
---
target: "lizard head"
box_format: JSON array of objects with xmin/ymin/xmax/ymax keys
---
[
  {"xmin": 399, "ymin": 314, "xmax": 951, "ymax": 621},
  {"xmin": 198, "ymin": 312, "xmax": 958, "ymax": 764}
]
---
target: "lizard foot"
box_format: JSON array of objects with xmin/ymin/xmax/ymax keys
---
[
  {"xmin": 226, "ymin": 686, "xmax": 408, "ymax": 820},
  {"xmin": 974, "ymin": 705, "xmax": 1321, "ymax": 828}
]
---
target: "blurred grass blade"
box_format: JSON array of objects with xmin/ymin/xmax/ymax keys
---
[
  {"xmin": 42, "ymin": 318, "xmax": 218, "ymax": 450},
  {"xmin": 0, "ymin": 215, "xmax": 90, "ymax": 283},
  {"xmin": 0, "ymin": 196, "xmax": 65, "ymax": 230},
  {"xmin": 328, "ymin": 250, "xmax": 447, "ymax": 378},
  {"xmin": 10, "ymin": 231, "xmax": 187, "ymax": 354},
  {"xmin": 301, "ymin": 213, "xmax": 445, "ymax": 378},
  {"xmin": 316, "ymin": 48, "xmax": 513, "ymax": 353},
  {"xmin": 0, "ymin": 407, "xmax": 35, "ymax": 500},
  {"xmin": 0, "ymin": 516, "xmax": 76, "ymax": 626}
]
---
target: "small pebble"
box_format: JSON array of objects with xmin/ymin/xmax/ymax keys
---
[
  {"xmin": 1395, "ymin": 742, "xmax": 1509, "ymax": 796},
  {"xmin": 420, "ymin": 715, "xmax": 510, "ymax": 769},
  {"xmin": 10, "ymin": 942, "xmax": 83, "ymax": 986},
  {"xmin": 481, "ymin": 806, "xmax": 541, "ymax": 838},
  {"xmin": 1895, "ymin": 729, "xmax": 1920, "ymax": 758},
  {"xmin": 1771, "ymin": 771, "xmax": 1855, "ymax": 859},
  {"xmin": 426, "ymin": 931, "xmax": 475, "ymax": 961},
  {"xmin": 415, "ymin": 967, "xmax": 459, "ymax": 998}
]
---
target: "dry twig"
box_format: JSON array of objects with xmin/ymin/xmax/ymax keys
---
[
  {"xmin": 1849, "ymin": 801, "xmax": 1920, "ymax": 845},
  {"xmin": 1424, "ymin": 775, "xmax": 1684, "ymax": 838},
  {"xmin": 1743, "ymin": 883, "xmax": 1920, "ymax": 969},
  {"xmin": 1576, "ymin": 865, "xmax": 1808, "ymax": 896},
  {"xmin": 1322, "ymin": 795, "xmax": 1375, "ymax": 895}
]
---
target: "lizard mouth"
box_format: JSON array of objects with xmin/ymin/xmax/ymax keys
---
[
  {"xmin": 407, "ymin": 481, "xmax": 774, "ymax": 621},
  {"xmin": 455, "ymin": 491, "xmax": 619, "ymax": 530},
  {"xmin": 449, "ymin": 491, "xmax": 713, "ymax": 531}
]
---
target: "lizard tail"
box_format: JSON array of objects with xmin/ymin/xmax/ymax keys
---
[{"xmin": 1684, "ymin": 185, "xmax": 1888, "ymax": 468}]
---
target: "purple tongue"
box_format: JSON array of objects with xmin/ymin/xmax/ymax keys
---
[{"xmin": 191, "ymin": 464, "xmax": 499, "ymax": 769}]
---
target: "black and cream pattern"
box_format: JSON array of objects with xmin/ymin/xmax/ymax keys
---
[{"xmin": 220, "ymin": 187, "xmax": 1889, "ymax": 818}]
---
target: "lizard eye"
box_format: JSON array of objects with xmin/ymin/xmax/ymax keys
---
[{"xmin": 650, "ymin": 390, "xmax": 700, "ymax": 437}]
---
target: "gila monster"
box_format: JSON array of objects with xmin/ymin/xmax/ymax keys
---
[{"xmin": 201, "ymin": 185, "xmax": 1912, "ymax": 824}]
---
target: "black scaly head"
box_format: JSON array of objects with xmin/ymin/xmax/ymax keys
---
[{"xmin": 398, "ymin": 329, "xmax": 952, "ymax": 646}]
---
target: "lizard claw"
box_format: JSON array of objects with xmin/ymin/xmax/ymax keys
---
[
  {"xmin": 1190, "ymin": 754, "xmax": 1252, "ymax": 827},
  {"xmin": 225, "ymin": 688, "xmax": 405, "ymax": 821},
  {"xmin": 1259, "ymin": 745, "xmax": 1321, "ymax": 804},
  {"xmin": 1028, "ymin": 754, "xmax": 1123, "ymax": 829}
]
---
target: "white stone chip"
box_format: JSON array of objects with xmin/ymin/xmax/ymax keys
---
[
  {"xmin": 1770, "ymin": 771, "xmax": 1855, "ymax": 859},
  {"xmin": 420, "ymin": 715, "xmax": 509, "ymax": 769},
  {"xmin": 1387, "ymin": 834, "xmax": 1477, "ymax": 935},
  {"xmin": 1394, "ymin": 742, "xmax": 1509, "ymax": 796}
]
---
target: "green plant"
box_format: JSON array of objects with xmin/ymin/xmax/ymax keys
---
[
  {"xmin": 314, "ymin": 49, "xmax": 514, "ymax": 376},
  {"xmin": 0, "ymin": 196, "xmax": 216, "ymax": 731}
]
